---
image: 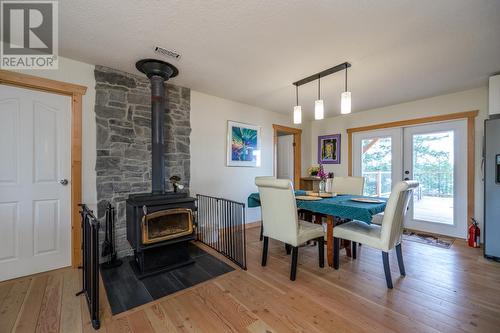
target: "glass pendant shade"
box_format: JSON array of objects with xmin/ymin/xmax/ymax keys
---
[
  {"xmin": 293, "ymin": 105, "xmax": 302, "ymax": 124},
  {"xmin": 341, "ymin": 91, "xmax": 351, "ymax": 114},
  {"xmin": 315, "ymin": 99, "xmax": 324, "ymax": 120}
]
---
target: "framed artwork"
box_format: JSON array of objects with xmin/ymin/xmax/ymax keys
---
[
  {"xmin": 318, "ymin": 134, "xmax": 341, "ymax": 164},
  {"xmin": 227, "ymin": 121, "xmax": 262, "ymax": 167}
]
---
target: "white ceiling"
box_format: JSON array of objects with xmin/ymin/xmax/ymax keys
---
[{"xmin": 60, "ymin": 0, "xmax": 500, "ymax": 118}]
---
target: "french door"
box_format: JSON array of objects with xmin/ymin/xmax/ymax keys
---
[
  {"xmin": 353, "ymin": 120, "xmax": 468, "ymax": 238},
  {"xmin": 403, "ymin": 121, "xmax": 467, "ymax": 238},
  {"xmin": 352, "ymin": 128, "xmax": 402, "ymax": 198}
]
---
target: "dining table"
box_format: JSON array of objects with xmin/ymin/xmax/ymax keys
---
[{"xmin": 247, "ymin": 190, "xmax": 387, "ymax": 267}]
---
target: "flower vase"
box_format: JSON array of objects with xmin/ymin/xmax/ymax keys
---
[{"xmin": 319, "ymin": 180, "xmax": 326, "ymax": 193}]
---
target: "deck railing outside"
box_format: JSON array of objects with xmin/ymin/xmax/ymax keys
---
[
  {"xmin": 362, "ymin": 170, "xmax": 453, "ymax": 198},
  {"xmin": 362, "ymin": 171, "xmax": 392, "ymax": 197}
]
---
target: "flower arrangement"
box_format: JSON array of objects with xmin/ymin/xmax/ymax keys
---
[
  {"xmin": 317, "ymin": 164, "xmax": 328, "ymax": 181},
  {"xmin": 307, "ymin": 165, "xmax": 320, "ymax": 176}
]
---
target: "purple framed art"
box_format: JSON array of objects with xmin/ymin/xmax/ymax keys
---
[{"xmin": 318, "ymin": 134, "xmax": 341, "ymax": 164}]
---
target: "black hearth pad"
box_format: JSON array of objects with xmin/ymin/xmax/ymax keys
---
[{"xmin": 100, "ymin": 243, "xmax": 234, "ymax": 315}]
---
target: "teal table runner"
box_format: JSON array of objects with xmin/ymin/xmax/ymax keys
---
[
  {"xmin": 247, "ymin": 190, "xmax": 306, "ymax": 208},
  {"xmin": 247, "ymin": 191, "xmax": 386, "ymax": 224}
]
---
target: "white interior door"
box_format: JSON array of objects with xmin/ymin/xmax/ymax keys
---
[
  {"xmin": 353, "ymin": 128, "xmax": 402, "ymax": 197},
  {"xmin": 403, "ymin": 120, "xmax": 467, "ymax": 238},
  {"xmin": 277, "ymin": 134, "xmax": 294, "ymax": 183},
  {"xmin": 0, "ymin": 84, "xmax": 71, "ymax": 282}
]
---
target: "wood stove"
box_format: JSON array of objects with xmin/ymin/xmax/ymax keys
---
[
  {"xmin": 126, "ymin": 59, "xmax": 196, "ymax": 277},
  {"xmin": 126, "ymin": 192, "xmax": 196, "ymax": 277}
]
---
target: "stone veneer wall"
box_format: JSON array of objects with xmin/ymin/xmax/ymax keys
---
[{"xmin": 94, "ymin": 65, "xmax": 191, "ymax": 257}]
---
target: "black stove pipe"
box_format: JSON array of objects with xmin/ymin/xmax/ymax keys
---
[
  {"xmin": 150, "ymin": 75, "xmax": 166, "ymax": 194},
  {"xmin": 135, "ymin": 59, "xmax": 179, "ymax": 194}
]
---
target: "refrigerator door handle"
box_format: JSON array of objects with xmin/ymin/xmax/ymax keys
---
[{"xmin": 481, "ymin": 158, "xmax": 485, "ymax": 182}]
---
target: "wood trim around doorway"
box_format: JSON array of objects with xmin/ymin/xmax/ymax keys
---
[
  {"xmin": 273, "ymin": 124, "xmax": 302, "ymax": 188},
  {"xmin": 0, "ymin": 70, "xmax": 87, "ymax": 268},
  {"xmin": 346, "ymin": 110, "xmax": 479, "ymax": 226}
]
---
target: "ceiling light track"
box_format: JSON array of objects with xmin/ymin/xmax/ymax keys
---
[{"xmin": 292, "ymin": 62, "xmax": 351, "ymax": 87}]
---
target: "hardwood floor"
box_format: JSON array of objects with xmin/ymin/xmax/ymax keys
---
[{"xmin": 1, "ymin": 226, "xmax": 500, "ymax": 332}]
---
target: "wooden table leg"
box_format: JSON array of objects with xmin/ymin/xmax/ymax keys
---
[{"xmin": 326, "ymin": 215, "xmax": 334, "ymax": 267}]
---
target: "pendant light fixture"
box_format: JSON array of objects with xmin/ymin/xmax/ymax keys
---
[
  {"xmin": 341, "ymin": 64, "xmax": 351, "ymax": 114},
  {"xmin": 293, "ymin": 85, "xmax": 302, "ymax": 124},
  {"xmin": 292, "ymin": 62, "xmax": 351, "ymax": 120},
  {"xmin": 315, "ymin": 75, "xmax": 324, "ymax": 120}
]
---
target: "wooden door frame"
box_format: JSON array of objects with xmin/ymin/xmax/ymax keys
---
[
  {"xmin": 0, "ymin": 70, "xmax": 87, "ymax": 267},
  {"xmin": 346, "ymin": 110, "xmax": 479, "ymax": 226},
  {"xmin": 273, "ymin": 124, "xmax": 302, "ymax": 188}
]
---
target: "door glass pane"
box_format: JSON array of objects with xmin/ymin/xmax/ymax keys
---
[
  {"xmin": 412, "ymin": 131, "xmax": 454, "ymax": 224},
  {"xmin": 361, "ymin": 137, "xmax": 392, "ymax": 197}
]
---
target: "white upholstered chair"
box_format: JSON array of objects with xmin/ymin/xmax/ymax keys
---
[
  {"xmin": 371, "ymin": 213, "xmax": 384, "ymax": 225},
  {"xmin": 320, "ymin": 176, "xmax": 365, "ymax": 226},
  {"xmin": 255, "ymin": 177, "xmax": 325, "ymax": 281},
  {"xmin": 256, "ymin": 176, "xmax": 277, "ymax": 241},
  {"xmin": 333, "ymin": 181, "xmax": 419, "ymax": 288},
  {"xmin": 326, "ymin": 176, "xmax": 365, "ymax": 195}
]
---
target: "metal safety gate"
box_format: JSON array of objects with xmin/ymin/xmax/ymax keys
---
[
  {"xmin": 196, "ymin": 195, "xmax": 247, "ymax": 270},
  {"xmin": 77, "ymin": 204, "xmax": 100, "ymax": 330}
]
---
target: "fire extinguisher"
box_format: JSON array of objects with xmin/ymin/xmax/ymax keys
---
[{"xmin": 468, "ymin": 218, "xmax": 480, "ymax": 248}]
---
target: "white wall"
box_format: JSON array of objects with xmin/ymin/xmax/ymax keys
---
[
  {"xmin": 15, "ymin": 57, "xmax": 97, "ymax": 210},
  {"xmin": 300, "ymin": 121, "xmax": 312, "ymax": 177},
  {"xmin": 190, "ymin": 91, "xmax": 292, "ymax": 222},
  {"xmin": 306, "ymin": 87, "xmax": 489, "ymax": 232},
  {"xmin": 12, "ymin": 60, "xmax": 293, "ymax": 224},
  {"xmin": 13, "ymin": 59, "xmax": 488, "ymax": 232}
]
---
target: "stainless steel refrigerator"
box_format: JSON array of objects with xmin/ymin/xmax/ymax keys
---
[{"xmin": 484, "ymin": 117, "xmax": 500, "ymax": 261}]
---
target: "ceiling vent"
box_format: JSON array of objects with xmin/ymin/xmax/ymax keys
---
[{"xmin": 154, "ymin": 46, "xmax": 181, "ymax": 60}]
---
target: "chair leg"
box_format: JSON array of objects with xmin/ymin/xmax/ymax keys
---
[
  {"xmin": 333, "ymin": 237, "xmax": 340, "ymax": 269},
  {"xmin": 344, "ymin": 240, "xmax": 352, "ymax": 257},
  {"xmin": 290, "ymin": 247, "xmax": 299, "ymax": 281},
  {"xmin": 259, "ymin": 222, "xmax": 263, "ymax": 241},
  {"xmin": 395, "ymin": 243, "xmax": 406, "ymax": 276},
  {"xmin": 352, "ymin": 242, "xmax": 357, "ymax": 260},
  {"xmin": 382, "ymin": 251, "xmax": 393, "ymax": 289},
  {"xmin": 261, "ymin": 236, "xmax": 269, "ymax": 266},
  {"xmin": 285, "ymin": 243, "xmax": 291, "ymax": 255},
  {"xmin": 318, "ymin": 237, "xmax": 324, "ymax": 268}
]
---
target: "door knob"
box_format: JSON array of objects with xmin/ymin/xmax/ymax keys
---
[
  {"xmin": 59, "ymin": 179, "xmax": 69, "ymax": 185},
  {"xmin": 404, "ymin": 177, "xmax": 410, "ymax": 181}
]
